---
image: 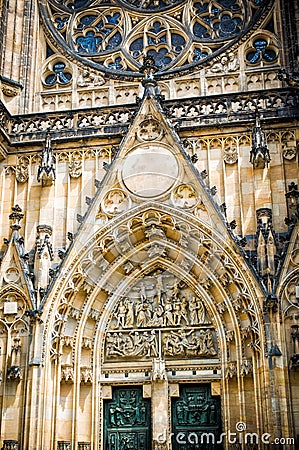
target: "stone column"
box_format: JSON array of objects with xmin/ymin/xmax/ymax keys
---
[{"xmin": 151, "ymin": 358, "xmax": 169, "ymax": 450}]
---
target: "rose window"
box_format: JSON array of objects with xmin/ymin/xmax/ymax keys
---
[{"xmin": 40, "ymin": 0, "xmax": 273, "ymax": 78}]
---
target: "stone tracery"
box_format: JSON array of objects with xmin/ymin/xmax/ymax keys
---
[{"xmin": 40, "ymin": 0, "xmax": 273, "ymax": 77}]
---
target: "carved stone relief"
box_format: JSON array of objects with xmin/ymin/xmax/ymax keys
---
[
  {"xmin": 16, "ymin": 164, "xmax": 29, "ymax": 183},
  {"xmin": 68, "ymin": 159, "xmax": 82, "ymax": 178},
  {"xmin": 104, "ymin": 274, "xmax": 217, "ymax": 362},
  {"xmin": 136, "ymin": 116, "xmax": 164, "ymax": 141},
  {"xmin": 0, "ymin": 293, "xmax": 26, "ymax": 323},
  {"xmin": 101, "ymin": 189, "xmax": 129, "ymax": 216},
  {"xmin": 3, "ymin": 267, "xmax": 20, "ymax": 284},
  {"xmin": 1, "ymin": 441, "xmax": 19, "ymax": 450},
  {"xmin": 61, "ymin": 364, "xmax": 74, "ymax": 383},
  {"xmin": 223, "ymin": 146, "xmax": 238, "ymax": 164},
  {"xmin": 208, "ymin": 52, "xmax": 240, "ymax": 73},
  {"xmin": 282, "ymin": 143, "xmax": 298, "ymax": 160},
  {"xmin": 77, "ymin": 70, "xmax": 105, "ymax": 88},
  {"xmin": 171, "ymin": 184, "xmax": 199, "ymax": 209}
]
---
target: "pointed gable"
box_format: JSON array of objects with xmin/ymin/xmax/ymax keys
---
[{"xmin": 0, "ymin": 206, "xmax": 36, "ymax": 311}]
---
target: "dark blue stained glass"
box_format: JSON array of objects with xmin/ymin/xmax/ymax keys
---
[
  {"xmin": 193, "ymin": 22, "xmax": 210, "ymax": 38},
  {"xmin": 45, "ymin": 62, "xmax": 72, "ymax": 86},
  {"xmin": 106, "ymin": 12, "xmax": 121, "ymax": 25},
  {"xmin": 58, "ymin": 71, "xmax": 72, "ymax": 83},
  {"xmin": 54, "ymin": 16, "xmax": 69, "ymax": 30},
  {"xmin": 147, "ymin": 48, "xmax": 172, "ymax": 68},
  {"xmin": 95, "ymin": 20, "xmax": 104, "ymax": 31},
  {"xmin": 150, "ymin": 22, "xmax": 163, "ymax": 34},
  {"xmin": 45, "ymin": 73, "xmax": 57, "ymax": 86},
  {"xmin": 254, "ymin": 38, "xmax": 267, "ymax": 51},
  {"xmin": 76, "ymin": 31, "xmax": 102, "ymax": 53},
  {"xmin": 78, "ymin": 15, "xmax": 97, "ymax": 29},
  {"xmin": 211, "ymin": 6, "xmax": 221, "ymax": 14},
  {"xmin": 262, "ymin": 48, "xmax": 277, "ymax": 61},
  {"xmin": 108, "ymin": 56, "xmax": 124, "ymax": 70},
  {"xmin": 193, "ymin": 48, "xmax": 208, "ymax": 61},
  {"xmin": 171, "ymin": 33, "xmax": 186, "ymax": 53},
  {"xmin": 53, "ymin": 62, "xmax": 66, "ymax": 72},
  {"xmin": 246, "ymin": 49, "xmax": 259, "ymax": 63},
  {"xmin": 246, "ymin": 39, "xmax": 277, "ymax": 63},
  {"xmin": 202, "ymin": 16, "xmax": 212, "ymax": 24},
  {"xmin": 73, "ymin": 0, "xmax": 91, "ymax": 8},
  {"xmin": 129, "ymin": 37, "xmax": 143, "ymax": 58},
  {"xmin": 218, "ymin": 15, "xmax": 241, "ymax": 35},
  {"xmin": 217, "ymin": 0, "xmax": 241, "ymax": 10},
  {"xmin": 147, "ymin": 32, "xmax": 166, "ymax": 45},
  {"xmin": 106, "ymin": 31, "xmax": 122, "ymax": 50},
  {"xmin": 194, "ymin": 2, "xmax": 209, "ymax": 13},
  {"xmin": 130, "ymin": 37, "xmax": 143, "ymax": 51}
]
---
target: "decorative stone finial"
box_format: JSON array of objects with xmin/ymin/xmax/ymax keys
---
[
  {"xmin": 9, "ymin": 205, "xmax": 24, "ymax": 238},
  {"xmin": 285, "ymin": 182, "xmax": 299, "ymax": 226},
  {"xmin": 255, "ymin": 208, "xmax": 276, "ymax": 292},
  {"xmin": 278, "ymin": 68, "xmax": 299, "ymax": 87},
  {"xmin": 250, "ymin": 114, "xmax": 270, "ymax": 169},
  {"xmin": 140, "ymin": 55, "xmax": 159, "ymax": 95},
  {"xmin": 37, "ymin": 133, "xmax": 56, "ymax": 186}
]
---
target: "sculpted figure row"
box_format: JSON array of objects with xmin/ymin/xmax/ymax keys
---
[
  {"xmin": 113, "ymin": 285, "xmax": 211, "ymax": 330},
  {"xmin": 105, "ymin": 328, "xmax": 217, "ymax": 359}
]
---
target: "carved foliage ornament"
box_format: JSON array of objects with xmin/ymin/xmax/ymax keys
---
[
  {"xmin": 68, "ymin": 159, "xmax": 82, "ymax": 178},
  {"xmin": 40, "ymin": 1, "xmax": 272, "ymax": 78},
  {"xmin": 171, "ymin": 184, "xmax": 199, "ymax": 209},
  {"xmin": 282, "ymin": 142, "xmax": 298, "ymax": 161},
  {"xmin": 223, "ymin": 146, "xmax": 238, "ymax": 164},
  {"xmin": 136, "ymin": 116, "xmax": 163, "ymax": 142},
  {"xmin": 16, "ymin": 164, "xmax": 29, "ymax": 183},
  {"xmin": 101, "ymin": 189, "xmax": 129, "ymax": 216}
]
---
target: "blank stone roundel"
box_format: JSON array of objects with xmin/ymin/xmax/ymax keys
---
[{"xmin": 122, "ymin": 146, "xmax": 178, "ymax": 198}]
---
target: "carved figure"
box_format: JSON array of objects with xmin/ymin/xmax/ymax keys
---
[
  {"xmin": 189, "ymin": 296, "xmax": 198, "ymax": 325},
  {"xmin": 77, "ymin": 70, "xmax": 105, "ymax": 87},
  {"xmin": 152, "ymin": 357, "xmax": 167, "ymax": 381},
  {"xmin": 172, "ymin": 184, "xmax": 198, "ymax": 208},
  {"xmin": 116, "ymin": 300, "xmax": 127, "ymax": 328},
  {"xmin": 164, "ymin": 299, "xmax": 174, "ymax": 326},
  {"xmin": 143, "ymin": 330, "xmax": 158, "ymax": 357},
  {"xmin": 196, "ymin": 297, "xmax": 208, "ymax": 324},
  {"xmin": 124, "ymin": 299, "xmax": 134, "ymax": 328}
]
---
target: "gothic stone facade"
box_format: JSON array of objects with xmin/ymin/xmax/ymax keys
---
[{"xmin": 0, "ymin": 1, "xmax": 299, "ymax": 449}]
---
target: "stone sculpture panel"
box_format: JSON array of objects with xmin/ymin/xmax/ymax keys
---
[{"xmin": 104, "ymin": 274, "xmax": 218, "ymax": 362}]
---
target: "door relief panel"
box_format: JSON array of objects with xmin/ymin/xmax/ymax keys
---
[
  {"xmin": 172, "ymin": 384, "xmax": 222, "ymax": 450},
  {"xmin": 104, "ymin": 387, "xmax": 151, "ymax": 450}
]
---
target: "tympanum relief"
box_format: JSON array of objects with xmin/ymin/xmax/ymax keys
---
[{"xmin": 104, "ymin": 274, "xmax": 218, "ymax": 362}]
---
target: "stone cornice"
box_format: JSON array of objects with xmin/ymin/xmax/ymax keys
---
[{"xmin": 0, "ymin": 88, "xmax": 298, "ymax": 147}]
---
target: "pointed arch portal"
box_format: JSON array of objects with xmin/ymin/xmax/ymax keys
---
[{"xmin": 42, "ymin": 200, "xmax": 271, "ymax": 449}]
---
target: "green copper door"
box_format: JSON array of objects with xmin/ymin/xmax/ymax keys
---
[
  {"xmin": 172, "ymin": 384, "xmax": 223, "ymax": 450},
  {"xmin": 104, "ymin": 386, "xmax": 151, "ymax": 450}
]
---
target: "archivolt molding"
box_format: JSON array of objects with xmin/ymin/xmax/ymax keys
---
[
  {"xmin": 43, "ymin": 203, "xmax": 265, "ymax": 379},
  {"xmin": 276, "ymin": 226, "xmax": 299, "ymax": 316}
]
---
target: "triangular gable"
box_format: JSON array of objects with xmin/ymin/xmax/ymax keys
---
[
  {"xmin": 65, "ymin": 92, "xmax": 241, "ymax": 248},
  {"xmin": 0, "ymin": 207, "xmax": 36, "ymax": 309}
]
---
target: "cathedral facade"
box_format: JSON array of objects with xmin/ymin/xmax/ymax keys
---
[{"xmin": 0, "ymin": 1, "xmax": 298, "ymax": 449}]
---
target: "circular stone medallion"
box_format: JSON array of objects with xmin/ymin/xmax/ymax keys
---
[{"xmin": 122, "ymin": 146, "xmax": 178, "ymax": 198}]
